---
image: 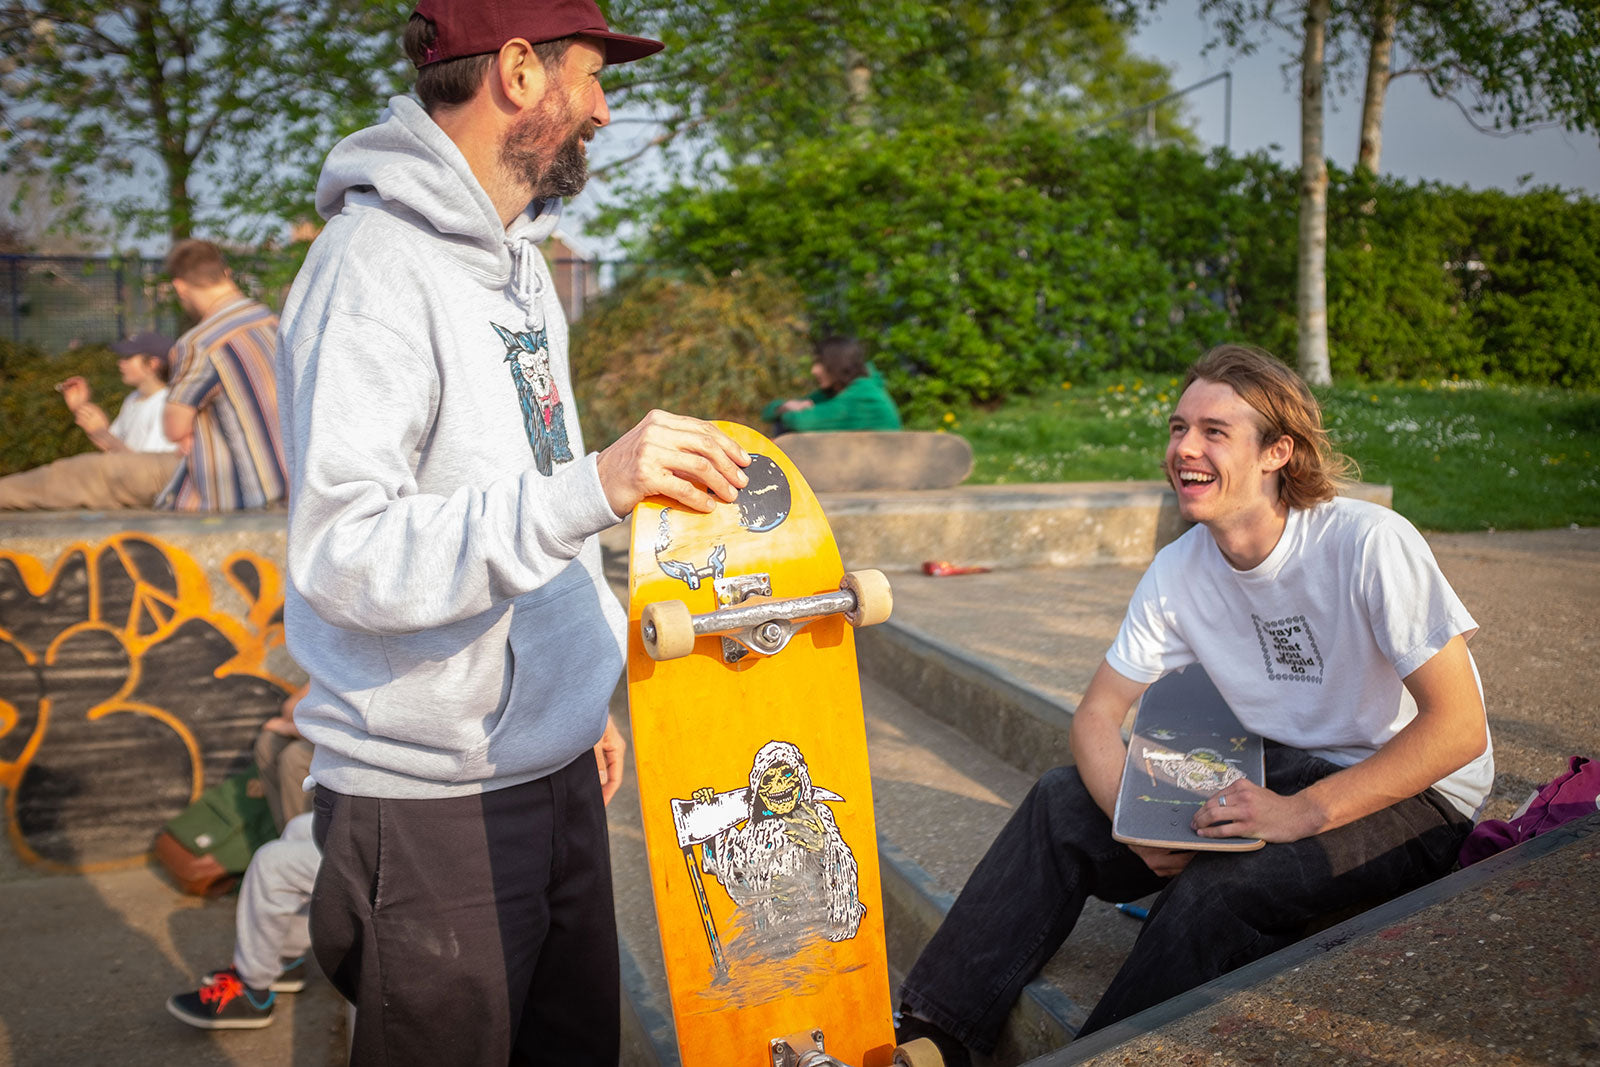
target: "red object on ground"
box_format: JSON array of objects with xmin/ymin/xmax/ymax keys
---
[{"xmin": 922, "ymin": 560, "xmax": 992, "ymax": 577}]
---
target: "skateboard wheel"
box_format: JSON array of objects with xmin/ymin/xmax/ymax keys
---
[
  {"xmin": 893, "ymin": 1037, "xmax": 945, "ymax": 1067},
  {"xmin": 842, "ymin": 569, "xmax": 893, "ymax": 627},
  {"xmin": 642, "ymin": 600, "xmax": 695, "ymax": 660}
]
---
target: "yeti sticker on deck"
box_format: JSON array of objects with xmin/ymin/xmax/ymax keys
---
[{"xmin": 669, "ymin": 740, "xmax": 864, "ymax": 983}]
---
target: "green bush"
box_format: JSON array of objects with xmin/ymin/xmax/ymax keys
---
[
  {"xmin": 569, "ymin": 268, "xmax": 815, "ymax": 448},
  {"xmin": 0, "ymin": 341, "xmax": 130, "ymax": 477},
  {"xmin": 640, "ymin": 125, "xmax": 1249, "ymax": 420},
  {"xmin": 626, "ymin": 122, "xmax": 1599, "ymax": 413}
]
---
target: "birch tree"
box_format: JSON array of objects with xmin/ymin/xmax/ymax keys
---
[
  {"xmin": 1199, "ymin": 0, "xmax": 1349, "ymax": 384},
  {"xmin": 1355, "ymin": 0, "xmax": 1600, "ymax": 175}
]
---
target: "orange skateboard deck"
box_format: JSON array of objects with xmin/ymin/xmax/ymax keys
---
[{"xmin": 626, "ymin": 423, "xmax": 899, "ymax": 1067}]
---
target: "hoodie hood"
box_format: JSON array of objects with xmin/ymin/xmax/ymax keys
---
[{"xmin": 315, "ymin": 95, "xmax": 562, "ymax": 299}]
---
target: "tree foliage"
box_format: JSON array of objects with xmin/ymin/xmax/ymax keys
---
[
  {"xmin": 0, "ymin": 1, "xmax": 409, "ymax": 244},
  {"xmin": 1393, "ymin": 0, "xmax": 1600, "ymax": 136},
  {"xmin": 621, "ymin": 121, "xmax": 1600, "ymax": 419},
  {"xmin": 1186, "ymin": 0, "xmax": 1600, "ymax": 383},
  {"xmin": 570, "ymin": 268, "xmax": 813, "ymax": 448},
  {"xmin": 596, "ymin": 0, "xmax": 1189, "ymax": 178}
]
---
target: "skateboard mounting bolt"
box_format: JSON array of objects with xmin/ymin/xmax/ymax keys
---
[{"xmin": 758, "ymin": 621, "xmax": 784, "ymax": 645}]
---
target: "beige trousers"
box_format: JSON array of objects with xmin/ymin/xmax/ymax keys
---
[{"xmin": 0, "ymin": 451, "xmax": 182, "ymax": 510}]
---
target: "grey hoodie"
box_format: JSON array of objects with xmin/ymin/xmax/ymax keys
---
[{"xmin": 276, "ymin": 96, "xmax": 626, "ymax": 799}]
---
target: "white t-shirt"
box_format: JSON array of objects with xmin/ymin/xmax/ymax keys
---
[
  {"xmin": 1107, "ymin": 496, "xmax": 1494, "ymax": 818},
  {"xmin": 108, "ymin": 387, "xmax": 178, "ymax": 453}
]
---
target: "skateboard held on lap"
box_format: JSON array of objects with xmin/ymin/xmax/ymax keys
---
[
  {"xmin": 627, "ymin": 423, "xmax": 942, "ymax": 1067},
  {"xmin": 1112, "ymin": 663, "xmax": 1266, "ymax": 852}
]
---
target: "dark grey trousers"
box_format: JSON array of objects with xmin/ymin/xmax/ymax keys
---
[
  {"xmin": 310, "ymin": 756, "xmax": 618, "ymax": 1067},
  {"xmin": 900, "ymin": 744, "xmax": 1472, "ymax": 1052}
]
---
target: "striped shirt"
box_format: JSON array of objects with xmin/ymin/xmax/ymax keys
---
[{"xmin": 156, "ymin": 298, "xmax": 287, "ymax": 511}]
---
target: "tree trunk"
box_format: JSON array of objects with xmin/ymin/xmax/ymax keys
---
[
  {"xmin": 845, "ymin": 48, "xmax": 872, "ymax": 128},
  {"xmin": 1357, "ymin": 0, "xmax": 1396, "ymax": 173},
  {"xmin": 1297, "ymin": 0, "xmax": 1332, "ymax": 387},
  {"xmin": 168, "ymin": 162, "xmax": 193, "ymax": 243}
]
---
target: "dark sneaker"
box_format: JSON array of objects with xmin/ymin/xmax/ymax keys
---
[
  {"xmin": 167, "ymin": 968, "xmax": 275, "ymax": 1030},
  {"xmin": 894, "ymin": 1008, "xmax": 973, "ymax": 1067}
]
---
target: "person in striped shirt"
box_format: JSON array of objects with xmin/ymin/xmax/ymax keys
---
[{"xmin": 156, "ymin": 240, "xmax": 288, "ymax": 511}]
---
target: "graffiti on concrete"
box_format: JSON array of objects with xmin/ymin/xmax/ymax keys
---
[{"xmin": 0, "ymin": 534, "xmax": 292, "ymax": 872}]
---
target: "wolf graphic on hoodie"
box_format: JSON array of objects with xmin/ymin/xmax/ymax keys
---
[{"xmin": 493, "ymin": 321, "xmax": 573, "ymax": 476}]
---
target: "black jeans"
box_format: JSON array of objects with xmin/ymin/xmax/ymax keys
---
[
  {"xmin": 310, "ymin": 756, "xmax": 619, "ymax": 1067},
  {"xmin": 899, "ymin": 744, "xmax": 1471, "ymax": 1052}
]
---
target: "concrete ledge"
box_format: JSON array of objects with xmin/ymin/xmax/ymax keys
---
[
  {"xmin": 1045, "ymin": 811, "xmax": 1600, "ymax": 1065},
  {"xmin": 825, "ymin": 482, "xmax": 1189, "ymax": 572},
  {"xmin": 856, "ymin": 620, "xmax": 1075, "ymax": 779}
]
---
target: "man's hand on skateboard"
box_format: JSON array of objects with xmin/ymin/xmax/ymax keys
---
[
  {"xmin": 595, "ymin": 715, "xmax": 626, "ymax": 806},
  {"xmin": 597, "ymin": 410, "xmax": 750, "ymax": 517},
  {"xmin": 1192, "ymin": 779, "xmax": 1322, "ymax": 844}
]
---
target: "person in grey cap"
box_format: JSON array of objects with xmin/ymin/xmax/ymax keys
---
[
  {"xmin": 0, "ymin": 331, "xmax": 182, "ymax": 510},
  {"xmin": 274, "ymin": 2, "xmax": 749, "ymax": 1063}
]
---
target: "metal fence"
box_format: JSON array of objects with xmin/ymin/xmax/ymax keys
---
[{"xmin": 1, "ymin": 255, "xmax": 182, "ymax": 351}]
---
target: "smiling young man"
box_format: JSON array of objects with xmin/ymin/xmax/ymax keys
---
[
  {"xmin": 274, "ymin": 3, "xmax": 748, "ymax": 1064},
  {"xmin": 895, "ymin": 344, "xmax": 1494, "ymax": 1065}
]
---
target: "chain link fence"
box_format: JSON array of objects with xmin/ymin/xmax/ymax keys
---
[
  {"xmin": 1, "ymin": 255, "xmax": 184, "ymax": 351},
  {"xmin": 1, "ymin": 251, "xmax": 628, "ymax": 352}
]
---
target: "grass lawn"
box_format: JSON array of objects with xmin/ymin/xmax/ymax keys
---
[{"xmin": 906, "ymin": 375, "xmax": 1600, "ymax": 532}]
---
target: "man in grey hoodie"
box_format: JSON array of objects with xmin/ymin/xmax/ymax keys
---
[{"xmin": 274, "ymin": 3, "xmax": 750, "ymax": 1063}]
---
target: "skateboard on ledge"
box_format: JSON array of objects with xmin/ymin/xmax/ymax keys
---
[{"xmin": 626, "ymin": 422, "xmax": 941, "ymax": 1067}]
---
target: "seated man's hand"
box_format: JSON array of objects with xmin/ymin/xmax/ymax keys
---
[
  {"xmin": 1193, "ymin": 780, "xmax": 1325, "ymax": 844},
  {"xmin": 1128, "ymin": 843, "xmax": 1194, "ymax": 878},
  {"xmin": 778, "ymin": 399, "xmax": 814, "ymax": 414},
  {"xmin": 74, "ymin": 403, "xmax": 111, "ymax": 436},
  {"xmin": 56, "ymin": 376, "xmax": 91, "ymax": 412},
  {"xmin": 597, "ymin": 410, "xmax": 750, "ymax": 517}
]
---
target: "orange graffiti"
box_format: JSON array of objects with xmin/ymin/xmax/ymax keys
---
[{"xmin": 0, "ymin": 533, "xmax": 291, "ymax": 873}]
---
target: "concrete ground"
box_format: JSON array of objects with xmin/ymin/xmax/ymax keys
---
[{"xmin": 0, "ymin": 526, "xmax": 1592, "ymax": 1066}]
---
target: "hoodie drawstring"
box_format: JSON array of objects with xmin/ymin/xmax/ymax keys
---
[{"xmin": 513, "ymin": 240, "xmax": 544, "ymax": 331}]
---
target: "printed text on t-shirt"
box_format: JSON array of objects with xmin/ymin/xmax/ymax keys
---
[{"xmin": 1252, "ymin": 613, "xmax": 1325, "ymax": 684}]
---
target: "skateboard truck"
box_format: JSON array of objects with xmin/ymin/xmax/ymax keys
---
[
  {"xmin": 770, "ymin": 1029, "xmax": 842, "ymax": 1067},
  {"xmin": 769, "ymin": 1029, "xmax": 945, "ymax": 1067},
  {"xmin": 640, "ymin": 569, "xmax": 893, "ymax": 663}
]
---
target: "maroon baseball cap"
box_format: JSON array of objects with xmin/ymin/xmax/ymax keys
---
[{"xmin": 412, "ymin": 0, "xmax": 664, "ymax": 67}]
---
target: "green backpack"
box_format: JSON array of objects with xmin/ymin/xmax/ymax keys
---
[{"xmin": 153, "ymin": 768, "xmax": 280, "ymax": 895}]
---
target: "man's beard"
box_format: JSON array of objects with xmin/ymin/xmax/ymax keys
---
[{"xmin": 501, "ymin": 97, "xmax": 594, "ymax": 201}]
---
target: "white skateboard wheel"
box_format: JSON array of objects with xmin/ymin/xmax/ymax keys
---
[
  {"xmin": 842, "ymin": 569, "xmax": 893, "ymax": 627},
  {"xmin": 642, "ymin": 600, "xmax": 695, "ymax": 660},
  {"xmin": 893, "ymin": 1037, "xmax": 945, "ymax": 1067}
]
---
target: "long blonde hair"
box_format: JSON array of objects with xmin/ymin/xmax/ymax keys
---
[{"xmin": 1183, "ymin": 345, "xmax": 1357, "ymax": 509}]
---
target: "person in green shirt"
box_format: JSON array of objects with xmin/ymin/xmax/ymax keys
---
[{"xmin": 763, "ymin": 337, "xmax": 902, "ymax": 433}]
